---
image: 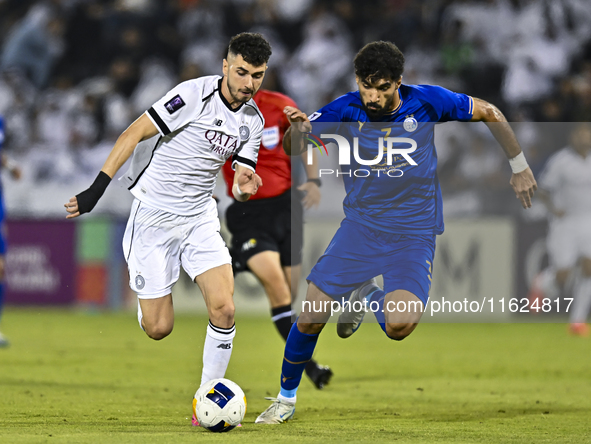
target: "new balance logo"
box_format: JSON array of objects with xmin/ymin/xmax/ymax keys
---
[
  {"xmin": 217, "ymin": 343, "xmax": 232, "ymax": 349},
  {"xmin": 214, "ymin": 119, "xmax": 223, "ymax": 126}
]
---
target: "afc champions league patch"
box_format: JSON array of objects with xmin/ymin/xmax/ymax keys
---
[
  {"xmin": 239, "ymin": 125, "xmax": 250, "ymax": 141},
  {"xmin": 164, "ymin": 94, "xmax": 186, "ymax": 114},
  {"xmin": 135, "ymin": 275, "xmax": 145, "ymax": 290},
  {"xmin": 403, "ymin": 115, "xmax": 418, "ymax": 132},
  {"xmin": 261, "ymin": 125, "xmax": 280, "ymax": 149}
]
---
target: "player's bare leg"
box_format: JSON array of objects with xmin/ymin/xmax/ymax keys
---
[
  {"xmin": 195, "ymin": 264, "xmax": 236, "ymax": 385},
  {"xmin": 338, "ymin": 283, "xmax": 424, "ymax": 340},
  {"xmin": 297, "ymin": 282, "xmax": 333, "ymax": 333},
  {"xmin": 248, "ymin": 251, "xmax": 291, "ymax": 308},
  {"xmin": 196, "ymin": 263, "xmax": 235, "ymax": 327},
  {"xmin": 248, "ymin": 253, "xmax": 333, "ymax": 388},
  {"xmin": 569, "ymin": 257, "xmax": 591, "ymax": 336},
  {"xmin": 383, "ymin": 289, "xmax": 424, "ymax": 340},
  {"xmin": 284, "ymin": 264, "xmax": 300, "ymax": 301},
  {"xmin": 139, "ymin": 294, "xmax": 174, "ymax": 340}
]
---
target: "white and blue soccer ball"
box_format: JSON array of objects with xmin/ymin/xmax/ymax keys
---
[{"xmin": 193, "ymin": 378, "xmax": 246, "ymax": 432}]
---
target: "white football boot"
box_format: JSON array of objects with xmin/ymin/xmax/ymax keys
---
[
  {"xmin": 336, "ymin": 278, "xmax": 379, "ymax": 338},
  {"xmin": 255, "ymin": 397, "xmax": 296, "ymax": 424}
]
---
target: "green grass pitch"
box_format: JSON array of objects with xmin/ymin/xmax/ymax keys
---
[{"xmin": 1, "ymin": 308, "xmax": 590, "ymax": 443}]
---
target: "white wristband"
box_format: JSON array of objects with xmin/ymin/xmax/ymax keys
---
[
  {"xmin": 509, "ymin": 152, "xmax": 528, "ymax": 174},
  {"xmin": 234, "ymin": 183, "xmax": 244, "ymax": 197}
]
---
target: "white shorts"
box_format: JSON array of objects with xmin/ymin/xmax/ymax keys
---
[
  {"xmin": 547, "ymin": 214, "xmax": 591, "ymax": 269},
  {"xmin": 122, "ymin": 198, "xmax": 231, "ymax": 299}
]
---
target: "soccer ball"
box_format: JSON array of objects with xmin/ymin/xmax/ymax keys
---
[{"xmin": 193, "ymin": 378, "xmax": 246, "ymax": 432}]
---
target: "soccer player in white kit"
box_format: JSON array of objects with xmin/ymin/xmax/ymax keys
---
[
  {"xmin": 536, "ymin": 123, "xmax": 591, "ymax": 336},
  {"xmin": 65, "ymin": 33, "xmax": 271, "ymax": 387}
]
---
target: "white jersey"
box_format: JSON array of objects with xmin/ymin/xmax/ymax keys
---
[
  {"xmin": 119, "ymin": 75, "xmax": 263, "ymax": 216},
  {"xmin": 539, "ymin": 146, "xmax": 591, "ymax": 218}
]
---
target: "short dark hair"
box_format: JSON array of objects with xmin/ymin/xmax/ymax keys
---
[
  {"xmin": 227, "ymin": 32, "xmax": 272, "ymax": 67},
  {"xmin": 354, "ymin": 41, "xmax": 405, "ymax": 83}
]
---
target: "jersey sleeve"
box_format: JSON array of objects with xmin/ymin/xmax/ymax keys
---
[
  {"xmin": 308, "ymin": 98, "xmax": 344, "ymax": 135},
  {"xmin": 421, "ymin": 85, "xmax": 474, "ymax": 122},
  {"xmin": 308, "ymin": 100, "xmax": 342, "ymax": 124},
  {"xmin": 232, "ymin": 110, "xmax": 263, "ymax": 172},
  {"xmin": 145, "ymin": 80, "xmax": 202, "ymax": 136}
]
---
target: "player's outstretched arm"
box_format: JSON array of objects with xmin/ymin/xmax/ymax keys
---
[
  {"xmin": 232, "ymin": 164, "xmax": 263, "ymax": 202},
  {"xmin": 282, "ymin": 106, "xmax": 312, "ymax": 156},
  {"xmin": 298, "ymin": 149, "xmax": 321, "ymax": 209},
  {"xmin": 471, "ymin": 98, "xmax": 537, "ymax": 208},
  {"xmin": 64, "ymin": 114, "xmax": 159, "ymax": 219}
]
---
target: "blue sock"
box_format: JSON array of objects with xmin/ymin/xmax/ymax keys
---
[
  {"xmin": 279, "ymin": 322, "xmax": 319, "ymax": 399},
  {"xmin": 369, "ymin": 290, "xmax": 389, "ymax": 336}
]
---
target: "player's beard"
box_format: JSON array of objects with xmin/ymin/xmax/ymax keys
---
[
  {"xmin": 363, "ymin": 93, "xmax": 395, "ymax": 119},
  {"xmin": 226, "ymin": 77, "xmax": 255, "ymax": 104}
]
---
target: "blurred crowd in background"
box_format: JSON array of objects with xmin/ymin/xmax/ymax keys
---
[{"xmin": 0, "ymin": 0, "xmax": 590, "ymax": 218}]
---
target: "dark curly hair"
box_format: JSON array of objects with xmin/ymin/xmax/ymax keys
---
[
  {"xmin": 354, "ymin": 41, "xmax": 405, "ymax": 83},
  {"xmin": 227, "ymin": 32, "xmax": 272, "ymax": 66}
]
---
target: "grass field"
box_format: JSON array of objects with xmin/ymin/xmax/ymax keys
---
[{"xmin": 1, "ymin": 308, "xmax": 590, "ymax": 443}]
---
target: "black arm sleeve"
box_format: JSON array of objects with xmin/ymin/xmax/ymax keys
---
[{"xmin": 76, "ymin": 171, "xmax": 112, "ymax": 215}]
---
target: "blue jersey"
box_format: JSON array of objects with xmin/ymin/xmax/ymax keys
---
[{"xmin": 309, "ymin": 84, "xmax": 473, "ymax": 235}]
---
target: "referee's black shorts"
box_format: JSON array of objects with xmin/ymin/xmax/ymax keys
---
[{"xmin": 225, "ymin": 189, "xmax": 303, "ymax": 273}]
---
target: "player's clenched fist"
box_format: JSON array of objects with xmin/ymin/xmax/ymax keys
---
[
  {"xmin": 283, "ymin": 106, "xmax": 312, "ymax": 156},
  {"xmin": 233, "ymin": 166, "xmax": 262, "ymax": 202}
]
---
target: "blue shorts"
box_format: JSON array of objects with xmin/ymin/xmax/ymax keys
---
[{"xmin": 307, "ymin": 218, "xmax": 435, "ymax": 305}]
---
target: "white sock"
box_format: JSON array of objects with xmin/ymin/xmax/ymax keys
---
[
  {"xmin": 570, "ymin": 276, "xmax": 591, "ymax": 323},
  {"xmin": 137, "ymin": 300, "xmax": 145, "ymax": 331},
  {"xmin": 277, "ymin": 393, "xmax": 296, "ymax": 404},
  {"xmin": 200, "ymin": 321, "xmax": 236, "ymax": 386}
]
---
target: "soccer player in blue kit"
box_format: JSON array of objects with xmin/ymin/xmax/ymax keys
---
[{"xmin": 255, "ymin": 41, "xmax": 538, "ymax": 424}]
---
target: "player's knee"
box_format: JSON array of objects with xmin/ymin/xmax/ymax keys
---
[
  {"xmin": 385, "ymin": 323, "xmax": 414, "ymax": 341},
  {"xmin": 209, "ymin": 300, "xmax": 235, "ymax": 326},
  {"xmin": 297, "ymin": 321, "xmax": 325, "ymax": 335},
  {"xmin": 145, "ymin": 321, "xmax": 173, "ymax": 340}
]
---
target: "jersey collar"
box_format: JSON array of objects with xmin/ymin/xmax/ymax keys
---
[
  {"xmin": 218, "ymin": 78, "xmax": 246, "ymax": 113},
  {"xmin": 385, "ymin": 88, "xmax": 403, "ymax": 115}
]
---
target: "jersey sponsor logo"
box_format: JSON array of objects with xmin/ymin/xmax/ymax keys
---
[
  {"xmin": 164, "ymin": 94, "xmax": 186, "ymax": 114},
  {"xmin": 239, "ymin": 125, "xmax": 250, "ymax": 141},
  {"xmin": 205, "ymin": 130, "xmax": 240, "ymax": 157},
  {"xmin": 308, "ymin": 112, "xmax": 322, "ymax": 121},
  {"xmin": 403, "ymin": 115, "xmax": 418, "ymax": 132},
  {"xmin": 241, "ymin": 238, "xmax": 257, "ymax": 251},
  {"xmin": 262, "ymin": 125, "xmax": 280, "ymax": 149},
  {"xmin": 135, "ymin": 275, "xmax": 145, "ymax": 290}
]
